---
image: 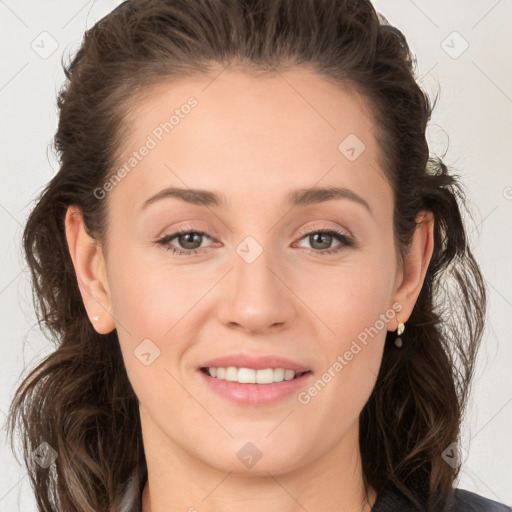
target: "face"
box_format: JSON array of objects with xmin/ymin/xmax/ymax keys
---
[{"xmin": 68, "ymin": 66, "xmax": 431, "ymax": 477}]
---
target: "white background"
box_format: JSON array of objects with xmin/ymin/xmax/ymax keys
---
[{"xmin": 1, "ymin": 1, "xmax": 511, "ymax": 510}]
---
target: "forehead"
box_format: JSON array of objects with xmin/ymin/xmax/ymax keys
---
[{"xmin": 108, "ymin": 66, "xmax": 390, "ymax": 216}]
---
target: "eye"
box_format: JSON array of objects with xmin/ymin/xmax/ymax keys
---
[
  {"xmin": 156, "ymin": 227, "xmax": 215, "ymax": 256},
  {"xmin": 294, "ymin": 227, "xmax": 354, "ymax": 256}
]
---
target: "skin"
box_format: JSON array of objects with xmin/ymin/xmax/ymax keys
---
[{"xmin": 65, "ymin": 66, "xmax": 434, "ymax": 512}]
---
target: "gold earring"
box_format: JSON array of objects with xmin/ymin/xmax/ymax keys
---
[{"xmin": 395, "ymin": 319, "xmax": 405, "ymax": 348}]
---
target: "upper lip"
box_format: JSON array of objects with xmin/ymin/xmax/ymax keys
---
[{"xmin": 199, "ymin": 354, "xmax": 311, "ymax": 373}]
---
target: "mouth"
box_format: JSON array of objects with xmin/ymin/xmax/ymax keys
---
[
  {"xmin": 197, "ymin": 366, "xmax": 315, "ymax": 405},
  {"xmin": 199, "ymin": 366, "xmax": 313, "ymax": 384}
]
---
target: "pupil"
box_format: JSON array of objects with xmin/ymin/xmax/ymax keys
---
[
  {"xmin": 180, "ymin": 233, "xmax": 201, "ymax": 249},
  {"xmin": 311, "ymin": 233, "xmax": 331, "ymax": 250}
]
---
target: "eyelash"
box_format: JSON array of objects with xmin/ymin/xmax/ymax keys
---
[{"xmin": 156, "ymin": 225, "xmax": 354, "ymax": 257}]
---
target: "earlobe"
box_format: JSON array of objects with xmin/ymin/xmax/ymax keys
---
[
  {"xmin": 64, "ymin": 205, "xmax": 116, "ymax": 334},
  {"xmin": 390, "ymin": 209, "xmax": 435, "ymax": 329}
]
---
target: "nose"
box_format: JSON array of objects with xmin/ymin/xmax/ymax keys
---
[{"xmin": 216, "ymin": 242, "xmax": 297, "ymax": 335}]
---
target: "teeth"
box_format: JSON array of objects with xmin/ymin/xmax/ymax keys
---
[{"xmin": 206, "ymin": 367, "xmax": 301, "ymax": 384}]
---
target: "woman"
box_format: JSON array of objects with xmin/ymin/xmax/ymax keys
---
[{"xmin": 7, "ymin": 0, "xmax": 511, "ymax": 511}]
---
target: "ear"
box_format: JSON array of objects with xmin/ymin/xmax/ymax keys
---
[
  {"xmin": 64, "ymin": 205, "xmax": 116, "ymax": 334},
  {"xmin": 389, "ymin": 209, "xmax": 435, "ymax": 330}
]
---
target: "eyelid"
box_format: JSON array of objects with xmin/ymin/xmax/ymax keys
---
[
  {"xmin": 156, "ymin": 221, "xmax": 214, "ymax": 239},
  {"xmin": 295, "ymin": 222, "xmax": 352, "ymax": 240}
]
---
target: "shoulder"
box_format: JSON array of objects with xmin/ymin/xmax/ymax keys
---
[
  {"xmin": 371, "ymin": 481, "xmax": 511, "ymax": 512},
  {"xmin": 450, "ymin": 488, "xmax": 511, "ymax": 512}
]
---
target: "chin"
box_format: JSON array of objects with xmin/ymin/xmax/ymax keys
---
[
  {"xmin": 209, "ymin": 455, "xmax": 303, "ymax": 477},
  {"xmin": 197, "ymin": 438, "xmax": 307, "ymax": 476}
]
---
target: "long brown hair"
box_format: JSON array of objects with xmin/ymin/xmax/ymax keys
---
[{"xmin": 7, "ymin": 1, "xmax": 486, "ymax": 511}]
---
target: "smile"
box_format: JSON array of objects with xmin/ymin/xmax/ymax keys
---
[
  {"xmin": 201, "ymin": 366, "xmax": 311, "ymax": 384},
  {"xmin": 198, "ymin": 367, "xmax": 314, "ymax": 406}
]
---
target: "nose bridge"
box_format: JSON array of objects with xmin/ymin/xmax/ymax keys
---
[{"xmin": 216, "ymin": 234, "xmax": 294, "ymax": 333}]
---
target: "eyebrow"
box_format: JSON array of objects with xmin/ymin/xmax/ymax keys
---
[{"xmin": 140, "ymin": 186, "xmax": 372, "ymax": 216}]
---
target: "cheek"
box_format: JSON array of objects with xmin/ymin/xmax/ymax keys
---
[
  {"xmin": 106, "ymin": 245, "xmax": 198, "ymax": 337},
  {"xmin": 298, "ymin": 241, "xmax": 396, "ymax": 342},
  {"xmin": 294, "ymin": 239, "xmax": 396, "ymax": 403},
  {"xmin": 105, "ymin": 243, "xmax": 225, "ymax": 385},
  {"xmin": 108, "ymin": 254, "xmax": 193, "ymax": 402},
  {"xmin": 296, "ymin": 286, "xmax": 390, "ymax": 439}
]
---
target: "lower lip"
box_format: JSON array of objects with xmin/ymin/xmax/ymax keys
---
[{"xmin": 198, "ymin": 369, "xmax": 314, "ymax": 405}]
